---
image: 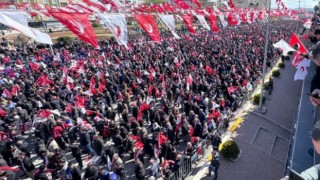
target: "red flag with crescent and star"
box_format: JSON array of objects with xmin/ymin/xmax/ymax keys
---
[
  {"xmin": 134, "ymin": 14, "xmax": 161, "ymax": 42},
  {"xmin": 48, "ymin": 11, "xmax": 98, "ymax": 48}
]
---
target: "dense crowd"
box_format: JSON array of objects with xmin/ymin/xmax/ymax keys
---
[{"xmin": 0, "ymin": 20, "xmax": 299, "ymax": 180}]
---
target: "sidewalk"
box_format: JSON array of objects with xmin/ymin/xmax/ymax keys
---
[{"xmin": 188, "ymin": 59, "xmax": 303, "ymax": 180}]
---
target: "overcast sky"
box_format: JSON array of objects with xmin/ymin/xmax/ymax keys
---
[{"xmin": 270, "ymin": 0, "xmax": 318, "ymax": 9}]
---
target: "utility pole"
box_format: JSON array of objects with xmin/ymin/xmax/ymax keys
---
[{"xmin": 257, "ymin": 0, "xmax": 271, "ymax": 114}]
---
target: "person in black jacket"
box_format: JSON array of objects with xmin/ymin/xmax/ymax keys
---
[
  {"xmin": 207, "ymin": 151, "xmax": 220, "ymax": 180},
  {"xmin": 34, "ymin": 122, "xmax": 50, "ymax": 144},
  {"xmin": 193, "ymin": 118, "xmax": 202, "ymax": 137},
  {"xmin": 134, "ymin": 158, "xmax": 145, "ymax": 180},
  {"xmin": 79, "ymin": 127, "xmax": 94, "ymax": 157},
  {"xmin": 92, "ymin": 135, "xmax": 104, "ymax": 156},
  {"xmin": 69, "ymin": 139, "xmax": 83, "ymax": 169},
  {"xmin": 112, "ymin": 131, "xmax": 124, "ymax": 157},
  {"xmin": 211, "ymin": 133, "xmax": 222, "ymax": 151},
  {"xmin": 71, "ymin": 164, "xmax": 82, "ymax": 180},
  {"xmin": 84, "ymin": 163, "xmax": 98, "ymax": 180},
  {"xmin": 19, "ymin": 152, "xmax": 35, "ymax": 178},
  {"xmin": 34, "ymin": 165, "xmax": 52, "ymax": 180},
  {"xmin": 132, "ymin": 104, "xmax": 139, "ymax": 119},
  {"xmin": 104, "ymin": 141, "xmax": 116, "ymax": 162}
]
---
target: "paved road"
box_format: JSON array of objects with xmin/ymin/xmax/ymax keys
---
[{"xmin": 187, "ymin": 58, "xmax": 303, "ymax": 180}]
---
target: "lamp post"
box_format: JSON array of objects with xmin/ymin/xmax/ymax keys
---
[
  {"xmin": 257, "ymin": 0, "xmax": 271, "ymax": 113},
  {"xmin": 39, "ymin": 15, "xmax": 54, "ymax": 54}
]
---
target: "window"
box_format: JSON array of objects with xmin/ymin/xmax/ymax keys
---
[
  {"xmin": 23, "ymin": 0, "xmax": 30, "ymax": 3},
  {"xmin": 43, "ymin": 0, "xmax": 48, "ymax": 4},
  {"xmin": 52, "ymin": 0, "xmax": 57, "ymax": 4}
]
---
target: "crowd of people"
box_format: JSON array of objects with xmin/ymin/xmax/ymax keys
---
[{"xmin": 0, "ymin": 20, "xmax": 300, "ymax": 180}]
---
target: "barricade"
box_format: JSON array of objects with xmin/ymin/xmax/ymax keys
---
[{"xmin": 168, "ymin": 139, "xmax": 206, "ymax": 180}]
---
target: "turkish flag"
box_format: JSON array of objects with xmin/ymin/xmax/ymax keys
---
[
  {"xmin": 291, "ymin": 52, "xmax": 305, "ymax": 67},
  {"xmin": 191, "ymin": 0, "xmax": 201, "ymax": 8},
  {"xmin": 134, "ymin": 14, "xmax": 161, "ymax": 42},
  {"xmin": 90, "ymin": 76, "xmax": 97, "ymax": 94},
  {"xmin": 258, "ymin": 11, "xmax": 264, "ymax": 21},
  {"xmin": 2, "ymin": 89, "xmax": 12, "ymax": 99},
  {"xmin": 35, "ymin": 74, "xmax": 54, "ymax": 87},
  {"xmin": 134, "ymin": 140, "xmax": 144, "ymax": 150},
  {"xmin": 11, "ymin": 85, "xmax": 21, "ymax": 96},
  {"xmin": 229, "ymin": 0, "xmax": 235, "ymax": 8},
  {"xmin": 289, "ymin": 33, "xmax": 308, "ymax": 54},
  {"xmin": 208, "ymin": 14, "xmax": 219, "ymax": 32},
  {"xmin": 29, "ymin": 62, "xmax": 40, "ymax": 72},
  {"xmin": 205, "ymin": 65, "xmax": 214, "ymax": 75},
  {"xmin": 162, "ymin": 3, "xmax": 175, "ymax": 13},
  {"xmin": 86, "ymin": 109, "xmax": 96, "ymax": 115},
  {"xmin": 48, "ymin": 11, "xmax": 98, "ymax": 48},
  {"xmin": 98, "ymin": 79, "xmax": 106, "ymax": 94},
  {"xmin": 158, "ymin": 132, "xmax": 168, "ymax": 146},
  {"xmin": 174, "ymin": 0, "xmax": 190, "ymax": 9},
  {"xmin": 29, "ymin": 11, "xmax": 38, "ymax": 17},
  {"xmin": 181, "ymin": 15, "xmax": 195, "ymax": 34},
  {"xmin": 206, "ymin": 7, "xmax": 214, "ymax": 14},
  {"xmin": 74, "ymin": 95, "xmax": 88, "ymax": 109},
  {"xmin": 240, "ymin": 13, "xmax": 248, "ymax": 23},
  {"xmin": 129, "ymin": 135, "xmax": 141, "ymax": 142},
  {"xmin": 36, "ymin": 109, "xmax": 52, "ymax": 118},
  {"xmin": 103, "ymin": 0, "xmax": 124, "ymax": 9},
  {"xmin": 294, "ymin": 62, "xmax": 308, "ymax": 81},
  {"xmin": 137, "ymin": 102, "xmax": 151, "ymax": 121},
  {"xmin": 83, "ymin": 0, "xmax": 109, "ymax": 11},
  {"xmin": 0, "ymin": 166, "xmax": 19, "ymax": 172},
  {"xmin": 72, "ymin": 3, "xmax": 94, "ymax": 13},
  {"xmin": 227, "ymin": 86, "xmax": 238, "ymax": 94},
  {"xmin": 228, "ymin": 13, "xmax": 239, "ymax": 26},
  {"xmin": 65, "ymin": 104, "xmax": 73, "ymax": 113},
  {"xmin": 250, "ymin": 11, "xmax": 256, "ymax": 23}
]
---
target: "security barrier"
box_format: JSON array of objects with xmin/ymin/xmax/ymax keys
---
[{"xmin": 168, "ymin": 139, "xmax": 206, "ymax": 180}]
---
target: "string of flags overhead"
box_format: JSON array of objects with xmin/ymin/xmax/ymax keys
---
[{"xmin": 0, "ymin": 0, "xmax": 312, "ymax": 48}]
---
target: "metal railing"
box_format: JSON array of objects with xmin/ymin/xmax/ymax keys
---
[{"xmin": 168, "ymin": 139, "xmax": 206, "ymax": 180}]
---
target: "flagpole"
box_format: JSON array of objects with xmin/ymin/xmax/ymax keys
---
[
  {"xmin": 258, "ymin": 0, "xmax": 271, "ymax": 113},
  {"xmin": 40, "ymin": 15, "xmax": 54, "ymax": 55}
]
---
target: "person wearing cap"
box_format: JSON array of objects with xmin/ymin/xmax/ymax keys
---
[{"xmin": 52, "ymin": 120, "xmax": 66, "ymax": 150}]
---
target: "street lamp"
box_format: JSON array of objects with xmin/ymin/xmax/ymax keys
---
[{"xmin": 257, "ymin": 0, "xmax": 271, "ymax": 113}]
